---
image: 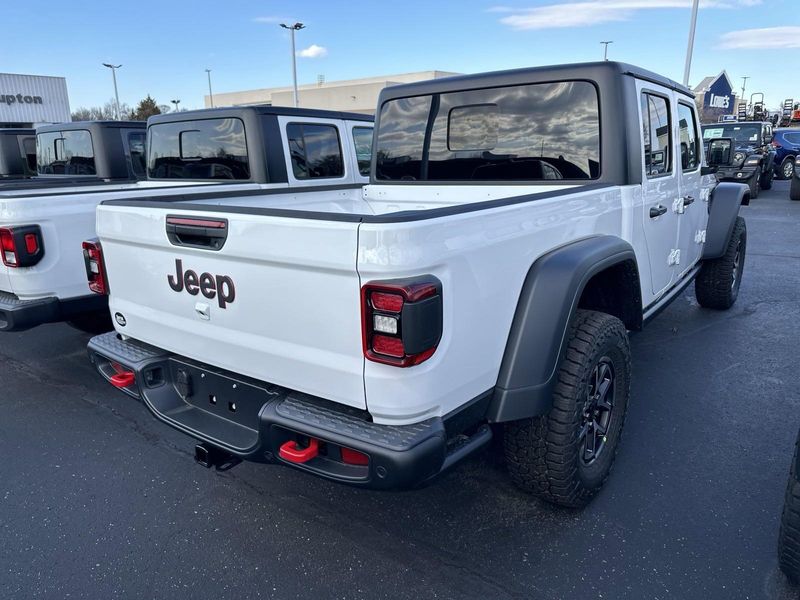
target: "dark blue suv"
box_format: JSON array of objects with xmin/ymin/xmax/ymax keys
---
[{"xmin": 773, "ymin": 129, "xmax": 800, "ymax": 180}]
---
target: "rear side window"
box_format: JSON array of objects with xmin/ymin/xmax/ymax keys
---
[
  {"xmin": 678, "ymin": 103, "xmax": 699, "ymax": 171},
  {"xmin": 352, "ymin": 126, "xmax": 373, "ymax": 176},
  {"xmin": 37, "ymin": 130, "xmax": 96, "ymax": 175},
  {"xmin": 147, "ymin": 118, "xmax": 250, "ymax": 180},
  {"xmin": 641, "ymin": 93, "xmax": 672, "ymax": 178},
  {"xmin": 783, "ymin": 132, "xmax": 800, "ymax": 145},
  {"xmin": 127, "ymin": 132, "xmax": 146, "ymax": 178},
  {"xmin": 375, "ymin": 81, "xmax": 600, "ymax": 181},
  {"xmin": 287, "ymin": 123, "xmax": 344, "ymax": 179}
]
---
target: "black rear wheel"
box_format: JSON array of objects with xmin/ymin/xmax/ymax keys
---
[
  {"xmin": 791, "ymin": 175, "xmax": 800, "ymax": 201},
  {"xmin": 779, "ymin": 433, "xmax": 800, "ymax": 583},
  {"xmin": 759, "ymin": 167, "xmax": 773, "ymax": 190},
  {"xmin": 504, "ymin": 310, "xmax": 631, "ymax": 508}
]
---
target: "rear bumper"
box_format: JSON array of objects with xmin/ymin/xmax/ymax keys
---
[
  {"xmin": 0, "ymin": 290, "xmax": 107, "ymax": 332},
  {"xmin": 87, "ymin": 332, "xmax": 491, "ymax": 490}
]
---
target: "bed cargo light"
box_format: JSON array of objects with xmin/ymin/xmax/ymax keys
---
[
  {"xmin": 361, "ymin": 276, "xmax": 443, "ymax": 367},
  {"xmin": 0, "ymin": 225, "xmax": 44, "ymax": 268}
]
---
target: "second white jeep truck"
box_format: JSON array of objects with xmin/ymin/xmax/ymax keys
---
[
  {"xmin": 0, "ymin": 107, "xmax": 372, "ymax": 332},
  {"xmin": 87, "ymin": 62, "xmax": 748, "ymax": 506}
]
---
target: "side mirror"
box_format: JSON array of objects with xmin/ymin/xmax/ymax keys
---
[{"xmin": 707, "ymin": 137, "xmax": 733, "ymax": 168}]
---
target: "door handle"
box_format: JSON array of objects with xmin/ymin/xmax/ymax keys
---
[
  {"xmin": 650, "ymin": 205, "xmax": 668, "ymax": 218},
  {"xmin": 683, "ymin": 195, "xmax": 695, "ymax": 206}
]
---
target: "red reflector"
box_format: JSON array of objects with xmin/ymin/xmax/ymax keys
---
[
  {"xmin": 372, "ymin": 334, "xmax": 405, "ymax": 358},
  {"xmin": 279, "ymin": 438, "xmax": 319, "ymax": 463},
  {"xmin": 371, "ymin": 292, "xmax": 404, "ymax": 312},
  {"xmin": 110, "ymin": 371, "xmax": 135, "ymax": 388},
  {"xmin": 340, "ymin": 447, "xmax": 369, "ymax": 465},
  {"xmin": 24, "ymin": 233, "xmax": 38, "ymax": 254}
]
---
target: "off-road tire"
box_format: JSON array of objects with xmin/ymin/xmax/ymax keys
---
[
  {"xmin": 759, "ymin": 167, "xmax": 773, "ymax": 190},
  {"xmin": 791, "ymin": 175, "xmax": 800, "ymax": 201},
  {"xmin": 748, "ymin": 172, "xmax": 760, "ymax": 199},
  {"xmin": 67, "ymin": 311, "xmax": 113, "ymax": 335},
  {"xmin": 778, "ymin": 157, "xmax": 795, "ymax": 181},
  {"xmin": 778, "ymin": 434, "xmax": 800, "ymax": 583},
  {"xmin": 504, "ymin": 309, "xmax": 631, "ymax": 508},
  {"xmin": 695, "ymin": 216, "xmax": 746, "ymax": 310}
]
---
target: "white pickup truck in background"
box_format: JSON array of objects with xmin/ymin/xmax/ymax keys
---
[
  {"xmin": 0, "ymin": 107, "xmax": 373, "ymax": 331},
  {"xmin": 87, "ymin": 62, "xmax": 748, "ymax": 507}
]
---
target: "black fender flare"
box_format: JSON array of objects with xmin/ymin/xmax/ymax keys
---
[
  {"xmin": 487, "ymin": 235, "xmax": 639, "ymax": 423},
  {"xmin": 702, "ymin": 182, "xmax": 746, "ymax": 260}
]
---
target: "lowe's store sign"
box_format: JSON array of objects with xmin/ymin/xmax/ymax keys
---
[
  {"xmin": 0, "ymin": 72, "xmax": 70, "ymax": 126},
  {"xmin": 703, "ymin": 73, "xmax": 734, "ymax": 114}
]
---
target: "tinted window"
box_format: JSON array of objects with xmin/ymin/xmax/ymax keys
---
[
  {"xmin": 37, "ymin": 130, "xmax": 96, "ymax": 175},
  {"xmin": 375, "ymin": 81, "xmax": 600, "ymax": 182},
  {"xmin": 287, "ymin": 123, "xmax": 344, "ymax": 179},
  {"xmin": 782, "ymin": 132, "xmax": 800, "ymax": 144},
  {"xmin": 702, "ymin": 124, "xmax": 761, "ymax": 144},
  {"xmin": 21, "ymin": 136, "xmax": 36, "ymax": 173},
  {"xmin": 148, "ymin": 118, "xmax": 249, "ymax": 180},
  {"xmin": 641, "ymin": 94, "xmax": 672, "ymax": 177},
  {"xmin": 128, "ymin": 132, "xmax": 146, "ymax": 178},
  {"xmin": 678, "ymin": 104, "xmax": 699, "ymax": 171},
  {"xmin": 352, "ymin": 126, "xmax": 373, "ymax": 176}
]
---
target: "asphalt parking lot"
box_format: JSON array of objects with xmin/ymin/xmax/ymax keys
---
[{"xmin": 1, "ymin": 180, "xmax": 799, "ymax": 600}]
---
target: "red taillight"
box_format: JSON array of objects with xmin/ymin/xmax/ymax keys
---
[
  {"xmin": 0, "ymin": 229, "xmax": 15, "ymax": 266},
  {"xmin": 340, "ymin": 447, "xmax": 369, "ymax": 466},
  {"xmin": 0, "ymin": 226, "xmax": 44, "ymax": 268},
  {"xmin": 83, "ymin": 239, "xmax": 108, "ymax": 295},
  {"xmin": 361, "ymin": 277, "xmax": 442, "ymax": 367},
  {"xmin": 772, "ymin": 140, "xmax": 782, "ymax": 148}
]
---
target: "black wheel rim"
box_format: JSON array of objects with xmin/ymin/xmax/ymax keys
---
[
  {"xmin": 785, "ymin": 161, "xmax": 795, "ymax": 180},
  {"xmin": 579, "ymin": 357, "xmax": 614, "ymax": 466}
]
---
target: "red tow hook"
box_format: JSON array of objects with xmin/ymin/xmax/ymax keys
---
[
  {"xmin": 279, "ymin": 438, "xmax": 319, "ymax": 463},
  {"xmin": 110, "ymin": 371, "xmax": 135, "ymax": 388}
]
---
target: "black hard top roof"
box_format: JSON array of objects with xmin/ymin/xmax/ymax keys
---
[
  {"xmin": 378, "ymin": 61, "xmax": 692, "ymax": 103},
  {"xmin": 148, "ymin": 105, "xmax": 374, "ymax": 126},
  {"xmin": 0, "ymin": 128, "xmax": 34, "ymax": 135},
  {"xmin": 36, "ymin": 120, "xmax": 146, "ymax": 134}
]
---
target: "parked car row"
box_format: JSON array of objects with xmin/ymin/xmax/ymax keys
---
[{"xmin": 0, "ymin": 61, "xmax": 752, "ymax": 510}]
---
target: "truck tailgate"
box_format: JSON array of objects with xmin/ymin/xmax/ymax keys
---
[{"xmin": 98, "ymin": 205, "xmax": 365, "ymax": 409}]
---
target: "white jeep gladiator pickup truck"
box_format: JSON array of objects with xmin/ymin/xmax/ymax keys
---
[
  {"xmin": 0, "ymin": 107, "xmax": 372, "ymax": 332},
  {"xmin": 87, "ymin": 62, "xmax": 748, "ymax": 506}
]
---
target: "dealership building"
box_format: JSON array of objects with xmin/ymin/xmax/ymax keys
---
[
  {"xmin": 0, "ymin": 72, "xmax": 71, "ymax": 128},
  {"xmin": 205, "ymin": 71, "xmax": 460, "ymax": 114}
]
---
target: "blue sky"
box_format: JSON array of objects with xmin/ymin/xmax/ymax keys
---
[{"xmin": 3, "ymin": 0, "xmax": 799, "ymax": 112}]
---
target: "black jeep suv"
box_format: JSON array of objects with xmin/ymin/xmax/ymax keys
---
[{"xmin": 702, "ymin": 121, "xmax": 777, "ymax": 199}]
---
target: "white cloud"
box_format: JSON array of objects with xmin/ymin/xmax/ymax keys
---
[
  {"xmin": 719, "ymin": 26, "xmax": 800, "ymax": 49},
  {"xmin": 493, "ymin": 0, "xmax": 762, "ymax": 30},
  {"xmin": 297, "ymin": 44, "xmax": 328, "ymax": 58}
]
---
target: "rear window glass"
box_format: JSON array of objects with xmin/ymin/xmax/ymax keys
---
[
  {"xmin": 287, "ymin": 123, "xmax": 344, "ymax": 179},
  {"xmin": 148, "ymin": 118, "xmax": 250, "ymax": 180},
  {"xmin": 375, "ymin": 81, "xmax": 600, "ymax": 182},
  {"xmin": 352, "ymin": 126, "xmax": 373, "ymax": 176},
  {"xmin": 128, "ymin": 132, "xmax": 146, "ymax": 178},
  {"xmin": 21, "ymin": 136, "xmax": 36, "ymax": 173},
  {"xmin": 37, "ymin": 130, "xmax": 96, "ymax": 175}
]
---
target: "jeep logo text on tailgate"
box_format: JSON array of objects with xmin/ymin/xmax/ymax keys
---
[{"xmin": 168, "ymin": 259, "xmax": 236, "ymax": 308}]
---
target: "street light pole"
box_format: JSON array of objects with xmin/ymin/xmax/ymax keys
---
[
  {"xmin": 171, "ymin": 99, "xmax": 181, "ymax": 112},
  {"xmin": 741, "ymin": 76, "xmax": 749, "ymax": 101},
  {"xmin": 280, "ymin": 22, "xmax": 305, "ymax": 108},
  {"xmin": 682, "ymin": 0, "xmax": 700, "ymax": 86},
  {"xmin": 205, "ymin": 69, "xmax": 214, "ymax": 108},
  {"xmin": 102, "ymin": 63, "xmax": 122, "ymax": 120},
  {"xmin": 601, "ymin": 41, "xmax": 613, "ymax": 61}
]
